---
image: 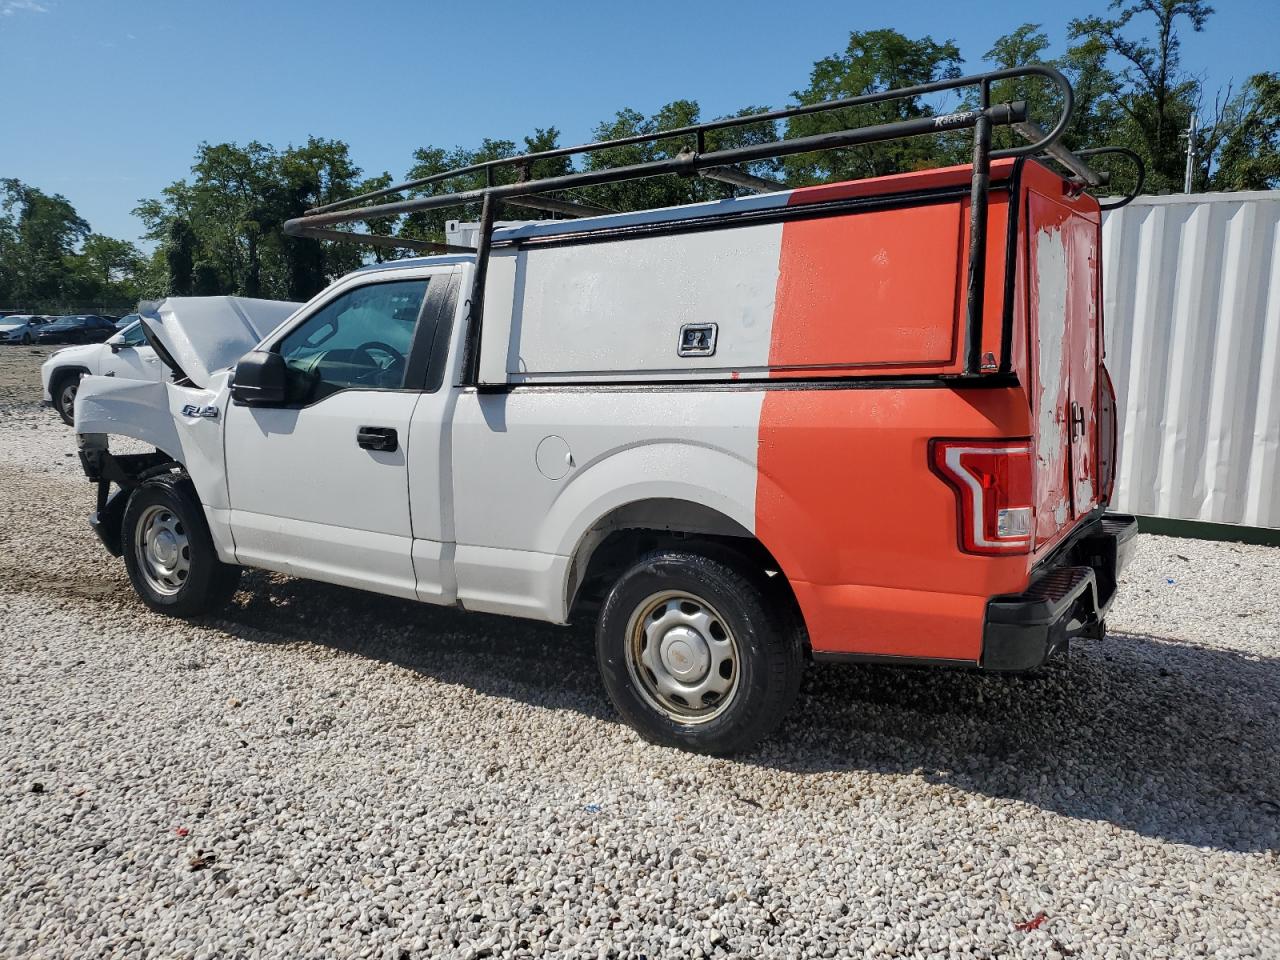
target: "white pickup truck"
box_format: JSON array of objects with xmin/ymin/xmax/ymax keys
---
[{"xmin": 73, "ymin": 68, "xmax": 1139, "ymax": 753}]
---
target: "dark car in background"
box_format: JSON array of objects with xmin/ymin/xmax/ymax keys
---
[{"xmin": 36, "ymin": 315, "xmax": 118, "ymax": 344}]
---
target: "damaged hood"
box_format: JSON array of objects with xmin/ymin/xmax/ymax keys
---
[{"xmin": 138, "ymin": 296, "xmax": 301, "ymax": 388}]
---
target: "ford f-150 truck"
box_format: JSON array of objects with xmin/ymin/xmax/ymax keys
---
[{"xmin": 73, "ymin": 67, "xmax": 1140, "ymax": 753}]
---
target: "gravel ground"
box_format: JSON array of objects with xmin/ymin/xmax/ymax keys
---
[{"xmin": 0, "ymin": 346, "xmax": 1277, "ymax": 959}]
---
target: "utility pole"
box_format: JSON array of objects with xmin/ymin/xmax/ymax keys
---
[{"xmin": 1183, "ymin": 113, "xmax": 1199, "ymax": 194}]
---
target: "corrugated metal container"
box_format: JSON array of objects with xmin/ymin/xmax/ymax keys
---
[{"xmin": 1102, "ymin": 190, "xmax": 1280, "ymax": 529}]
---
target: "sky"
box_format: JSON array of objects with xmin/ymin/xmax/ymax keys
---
[{"xmin": 1, "ymin": 0, "xmax": 1274, "ymax": 247}]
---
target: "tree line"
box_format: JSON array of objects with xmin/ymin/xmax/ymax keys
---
[{"xmin": 3, "ymin": 4, "xmax": 1277, "ymax": 313}]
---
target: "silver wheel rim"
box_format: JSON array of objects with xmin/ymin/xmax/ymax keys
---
[
  {"xmin": 134, "ymin": 504, "xmax": 191, "ymax": 596},
  {"xmin": 625, "ymin": 590, "xmax": 740, "ymax": 724},
  {"xmin": 59, "ymin": 381, "xmax": 77, "ymax": 415}
]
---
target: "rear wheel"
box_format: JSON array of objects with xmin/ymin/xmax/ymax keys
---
[
  {"xmin": 596, "ymin": 547, "xmax": 806, "ymax": 755},
  {"xmin": 21, "ymin": 332, "xmax": 32, "ymax": 345},
  {"xmin": 122, "ymin": 474, "xmax": 240, "ymax": 617},
  {"xmin": 52, "ymin": 372, "xmax": 82, "ymax": 425}
]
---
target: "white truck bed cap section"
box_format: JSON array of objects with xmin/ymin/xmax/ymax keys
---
[
  {"xmin": 481, "ymin": 216, "xmax": 785, "ymax": 383},
  {"xmin": 138, "ymin": 296, "xmax": 301, "ymax": 388}
]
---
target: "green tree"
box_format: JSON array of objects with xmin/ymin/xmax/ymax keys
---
[
  {"xmin": 1212, "ymin": 73, "xmax": 1280, "ymax": 190},
  {"xmin": 131, "ymin": 247, "xmax": 171, "ymax": 301},
  {"xmin": 400, "ymin": 128, "xmax": 571, "ymax": 245},
  {"xmin": 1057, "ymin": 36, "xmax": 1127, "ymax": 153},
  {"xmin": 976, "ymin": 25, "xmax": 1137, "ymax": 190},
  {"xmin": 57, "ymin": 233, "xmax": 144, "ymax": 306},
  {"xmin": 0, "ymin": 179, "xmax": 91, "ymax": 304},
  {"xmin": 1070, "ymin": 0, "xmax": 1214, "ymax": 191},
  {"xmin": 979, "ymin": 24, "xmax": 1060, "ymax": 150},
  {"xmin": 266, "ymin": 137, "xmax": 380, "ymax": 298},
  {"xmin": 782, "ymin": 29, "xmax": 963, "ymax": 185},
  {"xmin": 577, "ymin": 102, "xmax": 782, "ymax": 213},
  {"xmin": 78, "ymin": 233, "xmax": 143, "ymax": 287},
  {"xmin": 164, "ymin": 218, "xmax": 197, "ymax": 296},
  {"xmin": 136, "ymin": 137, "xmax": 383, "ymax": 301}
]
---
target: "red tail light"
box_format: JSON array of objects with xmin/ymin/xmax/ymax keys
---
[{"xmin": 930, "ymin": 439, "xmax": 1033, "ymax": 555}]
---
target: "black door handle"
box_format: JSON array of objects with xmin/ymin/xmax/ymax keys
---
[{"xmin": 356, "ymin": 426, "xmax": 398, "ymax": 452}]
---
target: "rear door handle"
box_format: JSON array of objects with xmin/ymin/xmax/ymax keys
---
[
  {"xmin": 357, "ymin": 426, "xmax": 398, "ymax": 452},
  {"xmin": 1070, "ymin": 401, "xmax": 1086, "ymax": 438}
]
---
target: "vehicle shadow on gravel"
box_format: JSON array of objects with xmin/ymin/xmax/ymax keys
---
[
  {"xmin": 213, "ymin": 572, "xmax": 1279, "ymax": 855},
  {"xmin": 775, "ymin": 633, "xmax": 1280, "ymax": 855}
]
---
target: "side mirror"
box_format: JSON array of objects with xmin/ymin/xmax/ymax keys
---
[{"xmin": 231, "ymin": 350, "xmax": 288, "ymax": 406}]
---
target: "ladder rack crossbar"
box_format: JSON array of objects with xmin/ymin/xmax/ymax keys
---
[
  {"xmin": 301, "ymin": 65, "xmax": 1076, "ymax": 218},
  {"xmin": 287, "ymin": 100, "xmax": 1029, "ymax": 232}
]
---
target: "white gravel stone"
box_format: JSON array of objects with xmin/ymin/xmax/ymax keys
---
[{"xmin": 0, "ymin": 347, "xmax": 1277, "ymax": 958}]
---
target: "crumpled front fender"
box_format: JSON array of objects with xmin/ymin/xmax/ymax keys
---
[
  {"xmin": 74, "ymin": 373, "xmax": 233, "ymax": 514},
  {"xmin": 75, "ymin": 376, "xmax": 183, "ymax": 457}
]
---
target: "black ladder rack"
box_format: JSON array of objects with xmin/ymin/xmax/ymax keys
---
[{"xmin": 282, "ymin": 65, "xmax": 1134, "ymax": 381}]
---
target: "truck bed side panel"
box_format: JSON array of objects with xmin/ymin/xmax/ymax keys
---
[
  {"xmin": 449, "ymin": 388, "xmax": 765, "ymax": 620},
  {"xmin": 755, "ymin": 385, "xmax": 1033, "ymax": 660}
]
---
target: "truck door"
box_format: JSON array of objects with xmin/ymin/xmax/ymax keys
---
[
  {"xmin": 224, "ymin": 270, "xmax": 457, "ymax": 598},
  {"xmin": 1027, "ymin": 192, "xmax": 1102, "ymax": 550}
]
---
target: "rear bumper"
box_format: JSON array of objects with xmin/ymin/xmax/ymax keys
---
[{"xmin": 980, "ymin": 512, "xmax": 1138, "ymax": 671}]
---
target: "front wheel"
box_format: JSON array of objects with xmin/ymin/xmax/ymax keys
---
[
  {"xmin": 21, "ymin": 333, "xmax": 32, "ymax": 345},
  {"xmin": 122, "ymin": 474, "xmax": 241, "ymax": 617},
  {"xmin": 52, "ymin": 373, "xmax": 81, "ymax": 425},
  {"xmin": 596, "ymin": 548, "xmax": 806, "ymax": 755}
]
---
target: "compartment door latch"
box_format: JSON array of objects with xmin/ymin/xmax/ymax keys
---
[{"xmin": 677, "ymin": 322, "xmax": 718, "ymax": 357}]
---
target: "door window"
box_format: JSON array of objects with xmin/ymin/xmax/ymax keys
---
[
  {"xmin": 277, "ymin": 278, "xmax": 429, "ymax": 403},
  {"xmin": 116, "ymin": 322, "xmax": 148, "ymax": 346}
]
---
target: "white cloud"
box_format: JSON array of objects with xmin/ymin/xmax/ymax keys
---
[{"xmin": 2, "ymin": 0, "xmax": 50, "ymax": 15}]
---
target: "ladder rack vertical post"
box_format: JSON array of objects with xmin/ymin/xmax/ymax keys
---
[
  {"xmin": 463, "ymin": 190, "xmax": 499, "ymax": 386},
  {"xmin": 964, "ymin": 80, "xmax": 994, "ymax": 376}
]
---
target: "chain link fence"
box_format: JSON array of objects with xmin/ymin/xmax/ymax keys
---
[{"xmin": 0, "ymin": 303, "xmax": 136, "ymax": 317}]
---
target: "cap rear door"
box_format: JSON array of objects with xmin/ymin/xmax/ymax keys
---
[{"xmin": 1027, "ymin": 188, "xmax": 1102, "ymax": 552}]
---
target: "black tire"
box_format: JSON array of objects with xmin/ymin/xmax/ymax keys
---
[
  {"xmin": 596, "ymin": 547, "xmax": 806, "ymax": 755},
  {"xmin": 52, "ymin": 372, "xmax": 82, "ymax": 425},
  {"xmin": 122, "ymin": 474, "xmax": 241, "ymax": 617},
  {"xmin": 21, "ymin": 332, "xmax": 32, "ymax": 345}
]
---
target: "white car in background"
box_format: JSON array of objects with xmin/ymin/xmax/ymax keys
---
[
  {"xmin": 41, "ymin": 320, "xmax": 165, "ymax": 424},
  {"xmin": 0, "ymin": 314, "xmax": 52, "ymax": 345}
]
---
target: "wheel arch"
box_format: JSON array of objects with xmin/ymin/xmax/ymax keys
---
[
  {"xmin": 50, "ymin": 363, "xmax": 92, "ymax": 384},
  {"xmin": 48, "ymin": 363, "xmax": 92, "ymax": 407},
  {"xmin": 564, "ymin": 497, "xmax": 803, "ymax": 631}
]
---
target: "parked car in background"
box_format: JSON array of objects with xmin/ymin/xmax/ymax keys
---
[
  {"xmin": 41, "ymin": 320, "xmax": 164, "ymax": 424},
  {"xmin": 36, "ymin": 315, "xmax": 118, "ymax": 345},
  {"xmin": 0, "ymin": 315, "xmax": 53, "ymax": 345},
  {"xmin": 115, "ymin": 313, "xmax": 142, "ymax": 330}
]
